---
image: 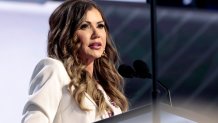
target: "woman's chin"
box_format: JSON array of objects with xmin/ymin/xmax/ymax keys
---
[
  {"xmin": 92, "ymin": 52, "xmax": 104, "ymax": 59},
  {"xmin": 86, "ymin": 53, "xmax": 103, "ymax": 61},
  {"xmin": 94, "ymin": 54, "xmax": 103, "ymax": 59}
]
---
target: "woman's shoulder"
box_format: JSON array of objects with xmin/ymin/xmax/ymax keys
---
[
  {"xmin": 36, "ymin": 57, "xmax": 64, "ymax": 67},
  {"xmin": 31, "ymin": 57, "xmax": 70, "ymax": 82},
  {"xmin": 33, "ymin": 57, "xmax": 65, "ymax": 71}
]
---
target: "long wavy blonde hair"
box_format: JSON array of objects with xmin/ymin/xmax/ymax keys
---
[{"xmin": 47, "ymin": 0, "xmax": 128, "ymax": 115}]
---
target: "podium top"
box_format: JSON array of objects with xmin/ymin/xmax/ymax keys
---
[{"xmin": 95, "ymin": 103, "xmax": 215, "ymax": 123}]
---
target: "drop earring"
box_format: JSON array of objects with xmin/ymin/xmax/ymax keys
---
[{"xmin": 101, "ymin": 50, "xmax": 107, "ymax": 57}]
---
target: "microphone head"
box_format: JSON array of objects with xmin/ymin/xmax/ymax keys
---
[
  {"xmin": 133, "ymin": 60, "xmax": 151, "ymax": 78},
  {"xmin": 118, "ymin": 64, "xmax": 135, "ymax": 78}
]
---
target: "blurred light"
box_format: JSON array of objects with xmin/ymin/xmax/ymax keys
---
[
  {"xmin": 0, "ymin": 0, "xmax": 47, "ymax": 4},
  {"xmin": 0, "ymin": 1, "xmax": 60, "ymax": 14},
  {"xmin": 103, "ymin": 0, "xmax": 146, "ymax": 3},
  {"xmin": 183, "ymin": 0, "xmax": 192, "ymax": 5}
]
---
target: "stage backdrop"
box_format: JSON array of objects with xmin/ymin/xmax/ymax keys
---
[{"xmin": 97, "ymin": 1, "xmax": 218, "ymax": 120}]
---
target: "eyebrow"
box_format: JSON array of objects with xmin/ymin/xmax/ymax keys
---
[{"xmin": 83, "ymin": 21, "xmax": 104, "ymax": 24}]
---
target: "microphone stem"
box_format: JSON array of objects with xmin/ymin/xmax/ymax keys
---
[
  {"xmin": 157, "ymin": 80, "xmax": 173, "ymax": 107},
  {"xmin": 150, "ymin": 0, "xmax": 159, "ymax": 122}
]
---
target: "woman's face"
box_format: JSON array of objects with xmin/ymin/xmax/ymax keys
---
[{"xmin": 76, "ymin": 8, "xmax": 106, "ymax": 64}]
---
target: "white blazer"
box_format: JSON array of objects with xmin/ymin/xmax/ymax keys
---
[{"xmin": 22, "ymin": 58, "xmax": 122, "ymax": 123}]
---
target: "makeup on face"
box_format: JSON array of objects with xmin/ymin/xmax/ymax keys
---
[{"xmin": 76, "ymin": 8, "xmax": 107, "ymax": 62}]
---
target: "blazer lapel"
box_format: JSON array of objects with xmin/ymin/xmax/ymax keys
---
[{"xmin": 84, "ymin": 93, "xmax": 97, "ymax": 107}]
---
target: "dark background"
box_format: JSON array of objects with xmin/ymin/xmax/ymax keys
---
[{"xmin": 93, "ymin": 0, "xmax": 218, "ymax": 120}]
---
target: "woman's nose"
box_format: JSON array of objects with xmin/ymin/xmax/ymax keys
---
[{"xmin": 91, "ymin": 27, "xmax": 100, "ymax": 39}]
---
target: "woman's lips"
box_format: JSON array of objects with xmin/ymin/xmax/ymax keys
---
[{"xmin": 89, "ymin": 42, "xmax": 102, "ymax": 50}]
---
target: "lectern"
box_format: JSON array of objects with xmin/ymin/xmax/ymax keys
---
[{"xmin": 95, "ymin": 103, "xmax": 214, "ymax": 123}]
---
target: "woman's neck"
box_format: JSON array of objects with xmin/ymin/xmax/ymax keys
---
[{"xmin": 85, "ymin": 61, "xmax": 94, "ymax": 77}]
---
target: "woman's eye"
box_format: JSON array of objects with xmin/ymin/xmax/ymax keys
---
[
  {"xmin": 80, "ymin": 24, "xmax": 89, "ymax": 30},
  {"xmin": 98, "ymin": 24, "xmax": 105, "ymax": 29}
]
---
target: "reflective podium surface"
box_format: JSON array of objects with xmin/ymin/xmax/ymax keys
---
[{"xmin": 95, "ymin": 103, "xmax": 215, "ymax": 123}]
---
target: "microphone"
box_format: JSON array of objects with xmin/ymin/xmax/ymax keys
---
[
  {"xmin": 133, "ymin": 60, "xmax": 152, "ymax": 78},
  {"xmin": 118, "ymin": 61, "xmax": 151, "ymax": 78},
  {"xmin": 134, "ymin": 60, "xmax": 172, "ymax": 106},
  {"xmin": 118, "ymin": 64, "xmax": 135, "ymax": 78},
  {"xmin": 118, "ymin": 60, "xmax": 173, "ymax": 106}
]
